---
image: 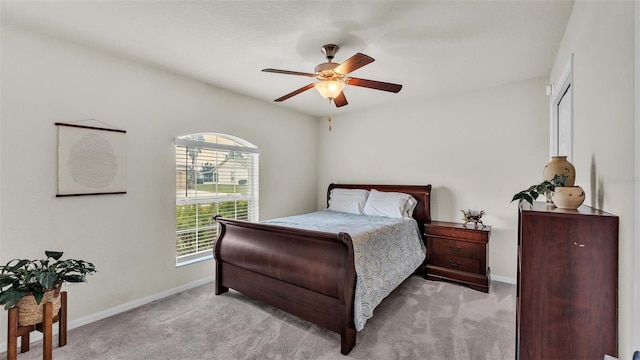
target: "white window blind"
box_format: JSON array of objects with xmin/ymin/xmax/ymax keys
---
[{"xmin": 175, "ymin": 133, "xmax": 259, "ymax": 266}]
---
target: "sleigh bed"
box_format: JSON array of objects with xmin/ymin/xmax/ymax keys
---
[{"xmin": 213, "ymin": 183, "xmax": 431, "ymax": 355}]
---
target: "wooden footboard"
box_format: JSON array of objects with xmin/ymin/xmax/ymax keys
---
[{"xmin": 213, "ymin": 217, "xmax": 357, "ymax": 354}]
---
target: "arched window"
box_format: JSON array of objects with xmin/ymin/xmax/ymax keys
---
[{"xmin": 175, "ymin": 133, "xmax": 260, "ymax": 265}]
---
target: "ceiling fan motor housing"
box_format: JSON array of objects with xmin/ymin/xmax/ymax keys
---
[{"xmin": 315, "ymin": 62, "xmax": 343, "ymax": 80}]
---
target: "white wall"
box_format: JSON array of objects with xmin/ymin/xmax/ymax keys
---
[
  {"xmin": 317, "ymin": 77, "xmax": 550, "ymax": 282},
  {"xmin": 550, "ymin": 0, "xmax": 635, "ymax": 357},
  {"xmin": 0, "ymin": 24, "xmax": 318, "ymax": 346}
]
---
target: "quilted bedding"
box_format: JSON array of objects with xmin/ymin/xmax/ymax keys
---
[{"xmin": 263, "ymin": 210, "xmax": 426, "ymax": 330}]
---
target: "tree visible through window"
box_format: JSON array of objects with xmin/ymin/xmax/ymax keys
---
[{"xmin": 175, "ymin": 133, "xmax": 259, "ymax": 265}]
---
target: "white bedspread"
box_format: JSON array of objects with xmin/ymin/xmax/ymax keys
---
[{"xmin": 262, "ymin": 210, "xmax": 426, "ymax": 330}]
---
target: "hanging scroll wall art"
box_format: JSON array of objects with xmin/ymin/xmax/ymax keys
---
[{"xmin": 56, "ymin": 122, "xmax": 127, "ymax": 197}]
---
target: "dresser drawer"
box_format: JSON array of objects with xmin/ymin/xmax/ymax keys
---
[
  {"xmin": 431, "ymin": 237, "xmax": 480, "ymax": 259},
  {"xmin": 430, "ymin": 253, "xmax": 480, "ymax": 273}
]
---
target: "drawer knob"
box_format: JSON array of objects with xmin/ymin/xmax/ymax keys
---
[
  {"xmin": 448, "ymin": 245, "xmax": 461, "ymax": 252},
  {"xmin": 448, "ymin": 260, "xmax": 461, "ymax": 267}
]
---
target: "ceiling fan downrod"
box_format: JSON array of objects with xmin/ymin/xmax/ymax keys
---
[{"xmin": 321, "ymin": 44, "xmax": 340, "ymax": 62}]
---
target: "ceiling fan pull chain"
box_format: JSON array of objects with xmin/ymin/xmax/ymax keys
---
[{"xmin": 327, "ymin": 98, "xmax": 333, "ymax": 131}]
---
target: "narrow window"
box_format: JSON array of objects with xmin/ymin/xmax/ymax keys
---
[
  {"xmin": 174, "ymin": 133, "xmax": 260, "ymax": 266},
  {"xmin": 550, "ymin": 54, "xmax": 574, "ymax": 160}
]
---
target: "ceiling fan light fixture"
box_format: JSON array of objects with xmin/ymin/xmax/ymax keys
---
[{"xmin": 314, "ymin": 80, "xmax": 345, "ymax": 99}]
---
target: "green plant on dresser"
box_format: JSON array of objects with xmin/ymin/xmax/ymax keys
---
[{"xmin": 511, "ymin": 174, "xmax": 567, "ymax": 206}]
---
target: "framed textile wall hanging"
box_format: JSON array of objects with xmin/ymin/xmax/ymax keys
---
[{"xmin": 56, "ymin": 122, "xmax": 126, "ymax": 197}]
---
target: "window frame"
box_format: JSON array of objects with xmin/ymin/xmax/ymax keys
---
[
  {"xmin": 550, "ymin": 54, "xmax": 574, "ymax": 161},
  {"xmin": 174, "ymin": 133, "xmax": 259, "ymax": 266}
]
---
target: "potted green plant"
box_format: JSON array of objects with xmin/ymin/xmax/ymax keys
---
[
  {"xmin": 511, "ymin": 174, "xmax": 567, "ymax": 206},
  {"xmin": 0, "ymin": 251, "xmax": 96, "ymax": 325}
]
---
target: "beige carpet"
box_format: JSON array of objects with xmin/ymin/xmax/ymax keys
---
[{"xmin": 3, "ymin": 276, "xmax": 516, "ymax": 359}]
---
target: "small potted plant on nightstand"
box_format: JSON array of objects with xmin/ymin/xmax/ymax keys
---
[{"xmin": 0, "ymin": 251, "xmax": 96, "ymax": 326}]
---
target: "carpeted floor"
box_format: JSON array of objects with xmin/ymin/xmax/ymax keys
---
[{"xmin": 3, "ymin": 277, "xmax": 516, "ymax": 359}]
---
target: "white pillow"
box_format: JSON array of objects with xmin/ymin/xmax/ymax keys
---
[
  {"xmin": 404, "ymin": 196, "xmax": 418, "ymax": 219},
  {"xmin": 363, "ymin": 189, "xmax": 415, "ymax": 219},
  {"xmin": 328, "ymin": 188, "xmax": 369, "ymax": 214}
]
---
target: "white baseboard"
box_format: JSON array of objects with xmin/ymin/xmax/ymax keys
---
[
  {"xmin": 0, "ymin": 276, "xmax": 215, "ymax": 354},
  {"xmin": 491, "ymin": 274, "xmax": 516, "ymax": 285}
]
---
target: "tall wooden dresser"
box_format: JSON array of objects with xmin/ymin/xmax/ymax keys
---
[{"xmin": 517, "ymin": 203, "xmax": 619, "ymax": 360}]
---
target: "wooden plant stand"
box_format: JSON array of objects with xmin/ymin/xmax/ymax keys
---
[{"xmin": 6, "ymin": 291, "xmax": 67, "ymax": 360}]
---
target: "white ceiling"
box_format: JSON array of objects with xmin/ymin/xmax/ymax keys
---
[{"xmin": 1, "ymin": 1, "xmax": 574, "ymax": 117}]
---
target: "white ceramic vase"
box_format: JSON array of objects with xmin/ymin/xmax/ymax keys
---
[
  {"xmin": 543, "ymin": 156, "xmax": 576, "ymax": 186},
  {"xmin": 552, "ymin": 186, "xmax": 585, "ymax": 209}
]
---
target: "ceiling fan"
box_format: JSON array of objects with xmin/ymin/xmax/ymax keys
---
[{"xmin": 262, "ymin": 44, "xmax": 403, "ymax": 108}]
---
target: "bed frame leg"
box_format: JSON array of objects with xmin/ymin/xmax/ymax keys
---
[
  {"xmin": 214, "ymin": 261, "xmax": 228, "ymax": 295},
  {"xmin": 340, "ymin": 327, "xmax": 356, "ymax": 355},
  {"xmin": 215, "ymin": 282, "xmax": 228, "ymax": 295}
]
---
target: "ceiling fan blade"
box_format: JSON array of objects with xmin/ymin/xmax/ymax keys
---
[
  {"xmin": 334, "ymin": 53, "xmax": 374, "ymax": 75},
  {"xmin": 345, "ymin": 77, "xmax": 403, "ymax": 93},
  {"xmin": 262, "ymin": 68, "xmax": 316, "ymax": 77},
  {"xmin": 274, "ymin": 83, "xmax": 316, "ymax": 102},
  {"xmin": 333, "ymin": 91, "xmax": 348, "ymax": 107}
]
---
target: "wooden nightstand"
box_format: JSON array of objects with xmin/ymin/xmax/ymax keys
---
[{"xmin": 424, "ymin": 221, "xmax": 491, "ymax": 293}]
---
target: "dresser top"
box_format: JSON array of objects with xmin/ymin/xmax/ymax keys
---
[{"xmin": 520, "ymin": 202, "xmax": 618, "ymax": 217}]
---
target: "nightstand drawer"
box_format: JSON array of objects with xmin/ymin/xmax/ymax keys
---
[
  {"xmin": 431, "ymin": 237, "xmax": 480, "ymax": 259},
  {"xmin": 430, "ymin": 253, "xmax": 480, "ymax": 273}
]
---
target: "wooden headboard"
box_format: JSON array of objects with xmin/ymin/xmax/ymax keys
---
[{"xmin": 327, "ymin": 183, "xmax": 432, "ymax": 236}]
